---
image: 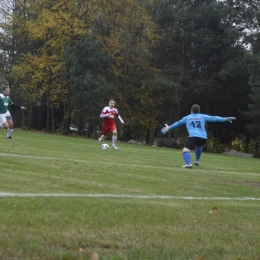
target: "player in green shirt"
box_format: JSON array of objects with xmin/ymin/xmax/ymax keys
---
[{"xmin": 0, "ymin": 87, "xmax": 27, "ymax": 138}]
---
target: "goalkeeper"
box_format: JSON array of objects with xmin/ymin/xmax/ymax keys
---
[{"xmin": 161, "ymin": 104, "xmax": 236, "ymax": 168}]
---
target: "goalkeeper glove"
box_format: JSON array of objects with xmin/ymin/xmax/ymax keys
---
[
  {"xmin": 161, "ymin": 128, "xmax": 167, "ymax": 134},
  {"xmin": 161, "ymin": 124, "xmax": 169, "ymax": 134},
  {"xmin": 227, "ymin": 117, "xmax": 236, "ymax": 123}
]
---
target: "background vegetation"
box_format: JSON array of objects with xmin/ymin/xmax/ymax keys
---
[{"xmin": 1, "ymin": 0, "xmax": 260, "ymax": 146}]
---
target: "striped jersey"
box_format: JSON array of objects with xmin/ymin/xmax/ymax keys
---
[{"xmin": 100, "ymin": 106, "xmax": 124, "ymax": 125}]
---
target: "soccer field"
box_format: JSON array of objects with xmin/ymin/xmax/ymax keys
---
[{"xmin": 0, "ymin": 129, "xmax": 259, "ymax": 260}]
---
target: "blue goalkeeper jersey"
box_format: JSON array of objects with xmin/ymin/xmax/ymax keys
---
[{"xmin": 168, "ymin": 113, "xmax": 227, "ymax": 139}]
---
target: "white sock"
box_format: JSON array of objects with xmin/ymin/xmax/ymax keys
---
[
  {"xmin": 7, "ymin": 128, "xmax": 13, "ymax": 137},
  {"xmin": 112, "ymin": 135, "xmax": 117, "ymax": 145}
]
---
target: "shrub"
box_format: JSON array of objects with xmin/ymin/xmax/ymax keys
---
[
  {"xmin": 231, "ymin": 137, "xmax": 245, "ymax": 152},
  {"xmin": 203, "ymin": 138, "xmax": 228, "ymax": 154}
]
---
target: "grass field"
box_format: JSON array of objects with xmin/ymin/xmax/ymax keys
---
[{"xmin": 0, "ymin": 129, "xmax": 259, "ymax": 260}]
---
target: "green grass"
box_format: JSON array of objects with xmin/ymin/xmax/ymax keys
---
[{"xmin": 0, "ymin": 129, "xmax": 259, "ymax": 260}]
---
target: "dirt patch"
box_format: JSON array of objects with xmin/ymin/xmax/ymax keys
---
[
  {"xmin": 219, "ymin": 179, "xmax": 260, "ymax": 188},
  {"xmin": 222, "ymin": 149, "xmax": 254, "ymax": 158}
]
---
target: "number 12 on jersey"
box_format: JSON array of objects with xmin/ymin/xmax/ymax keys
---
[{"xmin": 190, "ymin": 121, "xmax": 201, "ymax": 128}]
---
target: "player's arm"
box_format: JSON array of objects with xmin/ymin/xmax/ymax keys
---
[
  {"xmin": 10, "ymin": 103, "xmax": 27, "ymax": 110},
  {"xmin": 204, "ymin": 115, "xmax": 236, "ymax": 123},
  {"xmin": 114, "ymin": 109, "xmax": 124, "ymax": 123},
  {"xmin": 100, "ymin": 113, "xmax": 110, "ymax": 118},
  {"xmin": 161, "ymin": 117, "xmax": 186, "ymax": 134},
  {"xmin": 100, "ymin": 108, "xmax": 111, "ymax": 118},
  {"xmin": 117, "ymin": 115, "xmax": 124, "ymax": 124}
]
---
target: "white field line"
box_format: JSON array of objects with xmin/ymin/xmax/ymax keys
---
[
  {"xmin": 0, "ymin": 152, "xmax": 259, "ymax": 177},
  {"xmin": 0, "ymin": 192, "xmax": 259, "ymax": 200}
]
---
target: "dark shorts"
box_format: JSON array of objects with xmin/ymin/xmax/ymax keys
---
[{"xmin": 184, "ymin": 137, "xmax": 207, "ymax": 150}]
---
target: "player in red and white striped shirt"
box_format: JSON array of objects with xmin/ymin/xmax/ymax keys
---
[{"xmin": 99, "ymin": 99, "xmax": 124, "ymax": 149}]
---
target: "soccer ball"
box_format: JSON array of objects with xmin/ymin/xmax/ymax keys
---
[{"xmin": 101, "ymin": 143, "xmax": 109, "ymax": 151}]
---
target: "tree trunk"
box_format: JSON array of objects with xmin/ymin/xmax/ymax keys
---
[
  {"xmin": 62, "ymin": 101, "xmax": 71, "ymax": 135},
  {"xmin": 28, "ymin": 102, "xmax": 34, "ymax": 129},
  {"xmin": 38, "ymin": 99, "xmax": 45, "ymax": 131},
  {"xmin": 21, "ymin": 109, "xmax": 25, "ymax": 128},
  {"xmin": 51, "ymin": 107, "xmax": 55, "ymax": 132},
  {"xmin": 146, "ymin": 128, "xmax": 150, "ymax": 144},
  {"xmin": 46, "ymin": 103, "xmax": 50, "ymax": 132}
]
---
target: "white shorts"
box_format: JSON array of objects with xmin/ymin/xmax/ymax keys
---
[{"xmin": 0, "ymin": 111, "xmax": 12, "ymax": 125}]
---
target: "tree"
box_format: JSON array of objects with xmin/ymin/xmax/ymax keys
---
[
  {"xmin": 0, "ymin": 0, "xmax": 30, "ymax": 127},
  {"xmin": 63, "ymin": 34, "xmax": 113, "ymax": 136},
  {"xmin": 11, "ymin": 0, "xmax": 94, "ymax": 131},
  {"xmin": 92, "ymin": 0, "xmax": 160, "ymax": 141},
  {"xmin": 153, "ymin": 0, "xmax": 251, "ymax": 142},
  {"xmin": 242, "ymin": 53, "xmax": 260, "ymax": 139},
  {"xmin": 152, "ymin": 0, "xmax": 196, "ymax": 139}
]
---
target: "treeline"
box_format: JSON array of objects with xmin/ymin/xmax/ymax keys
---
[{"xmin": 0, "ymin": 0, "xmax": 260, "ymax": 143}]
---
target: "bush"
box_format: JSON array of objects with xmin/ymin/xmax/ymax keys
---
[
  {"xmin": 203, "ymin": 138, "xmax": 228, "ymax": 154},
  {"xmin": 231, "ymin": 137, "xmax": 245, "ymax": 152}
]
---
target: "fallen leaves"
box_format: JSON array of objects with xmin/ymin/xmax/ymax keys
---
[{"xmin": 209, "ymin": 206, "xmax": 218, "ymax": 214}]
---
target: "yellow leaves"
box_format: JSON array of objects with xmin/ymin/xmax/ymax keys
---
[
  {"xmin": 94, "ymin": 1, "xmax": 159, "ymax": 130},
  {"xmin": 11, "ymin": 0, "xmax": 97, "ymax": 104},
  {"xmin": 12, "ymin": 50, "xmax": 67, "ymax": 103},
  {"xmin": 11, "ymin": 0, "xmax": 159, "ymax": 121},
  {"xmin": 231, "ymin": 137, "xmax": 245, "ymax": 152},
  {"xmin": 97, "ymin": 0, "xmax": 158, "ymax": 79},
  {"xmin": 26, "ymin": 9, "xmax": 86, "ymax": 47},
  {"xmin": 22, "ymin": 0, "xmax": 91, "ymax": 55}
]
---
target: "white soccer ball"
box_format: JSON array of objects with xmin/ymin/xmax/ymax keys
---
[{"xmin": 101, "ymin": 143, "xmax": 109, "ymax": 151}]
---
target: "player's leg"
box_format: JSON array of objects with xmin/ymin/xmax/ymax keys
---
[
  {"xmin": 0, "ymin": 113, "xmax": 11, "ymax": 137},
  {"xmin": 182, "ymin": 138, "xmax": 196, "ymax": 168},
  {"xmin": 112, "ymin": 130, "xmax": 118, "ymax": 149},
  {"xmin": 195, "ymin": 146, "xmax": 202, "ymax": 166},
  {"xmin": 99, "ymin": 135, "xmax": 103, "ymax": 145},
  {"xmin": 194, "ymin": 138, "xmax": 207, "ymax": 166},
  {"xmin": 6, "ymin": 117, "xmax": 14, "ymax": 138},
  {"xmin": 99, "ymin": 124, "xmax": 109, "ymax": 146},
  {"xmin": 182, "ymin": 147, "xmax": 192, "ymax": 168},
  {"xmin": 99, "ymin": 134, "xmax": 104, "ymax": 146},
  {"xmin": 109, "ymin": 122, "xmax": 118, "ymax": 149},
  {"xmin": 0, "ymin": 112, "xmax": 13, "ymax": 138}
]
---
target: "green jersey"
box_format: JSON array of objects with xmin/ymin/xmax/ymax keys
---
[{"xmin": 0, "ymin": 93, "xmax": 13, "ymax": 114}]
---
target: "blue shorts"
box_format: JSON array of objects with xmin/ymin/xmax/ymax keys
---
[{"xmin": 184, "ymin": 137, "xmax": 207, "ymax": 150}]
